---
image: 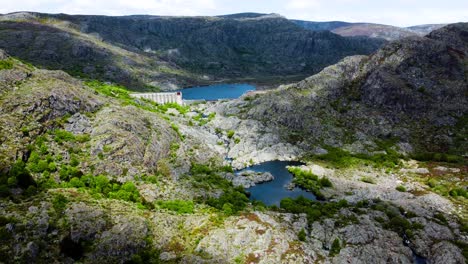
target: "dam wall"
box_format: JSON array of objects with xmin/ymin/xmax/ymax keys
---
[{"xmin": 130, "ymin": 92, "xmax": 183, "ymax": 105}]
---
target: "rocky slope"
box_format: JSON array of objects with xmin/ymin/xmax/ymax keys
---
[
  {"xmin": 228, "ymin": 23, "xmax": 468, "ymax": 156},
  {"xmin": 0, "ymin": 22, "xmax": 467, "ymax": 263},
  {"xmin": 0, "ymin": 13, "xmax": 202, "ymax": 91},
  {"xmin": 0, "ymin": 12, "xmax": 385, "ymax": 90}
]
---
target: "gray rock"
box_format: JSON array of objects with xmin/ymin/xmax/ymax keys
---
[{"xmin": 232, "ymin": 170, "xmax": 274, "ymax": 188}]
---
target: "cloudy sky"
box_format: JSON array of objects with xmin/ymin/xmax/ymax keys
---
[{"xmin": 1, "ymin": 0, "xmax": 467, "ymax": 27}]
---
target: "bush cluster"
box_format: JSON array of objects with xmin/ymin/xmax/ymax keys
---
[
  {"xmin": 280, "ymin": 196, "xmax": 349, "ymax": 225},
  {"xmin": 287, "ymin": 167, "xmax": 332, "ymax": 200}
]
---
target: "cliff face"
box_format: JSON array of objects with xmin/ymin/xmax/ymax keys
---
[
  {"xmin": 0, "ymin": 12, "xmax": 385, "ymax": 90},
  {"xmin": 241, "ymin": 23, "xmax": 468, "ymax": 155}
]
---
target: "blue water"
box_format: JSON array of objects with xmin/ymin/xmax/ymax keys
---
[
  {"xmin": 238, "ymin": 161, "xmax": 317, "ymax": 206},
  {"xmin": 179, "ymin": 83, "xmax": 255, "ymax": 100}
]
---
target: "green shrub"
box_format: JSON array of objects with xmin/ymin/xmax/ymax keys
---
[
  {"xmin": 70, "ymin": 156, "xmax": 80, "ymax": 167},
  {"xmin": 108, "ymin": 182, "xmax": 141, "ymax": 203},
  {"xmin": 94, "ymin": 175, "xmax": 110, "ymax": 193},
  {"xmin": 227, "ymin": 130, "xmax": 235, "ymax": 139},
  {"xmin": 449, "ymin": 188, "xmax": 468, "ymax": 198},
  {"xmin": 384, "ymin": 216, "xmax": 411, "ymax": 235},
  {"xmin": 396, "ymin": 185, "xmax": 406, "ymax": 192},
  {"xmin": 207, "ymin": 188, "xmax": 249, "ymax": 214},
  {"xmin": 54, "ymin": 130, "xmax": 76, "ymax": 143},
  {"xmin": 319, "ymin": 177, "xmax": 333, "ymax": 188},
  {"xmin": 157, "ymin": 200, "xmax": 194, "ymax": 214},
  {"xmin": 69, "ymin": 177, "xmax": 85, "ymax": 188},
  {"xmin": 52, "ymin": 194, "xmax": 69, "ymax": 213},
  {"xmin": 298, "ymin": 229, "xmax": 306, "ymax": 241},
  {"xmin": 280, "ymin": 196, "xmax": 349, "ymax": 225},
  {"xmin": 330, "ymin": 238, "xmax": 341, "ymax": 256},
  {"xmin": 190, "ymin": 163, "xmax": 213, "ymax": 175},
  {"xmin": 48, "ymin": 162, "xmax": 57, "ymax": 172},
  {"xmin": 220, "ymin": 165, "xmax": 234, "ymax": 173},
  {"xmin": 9, "ymin": 160, "xmax": 35, "ymax": 188}
]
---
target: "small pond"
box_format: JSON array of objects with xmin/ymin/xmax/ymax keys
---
[
  {"xmin": 179, "ymin": 83, "xmax": 255, "ymax": 100},
  {"xmin": 238, "ymin": 161, "xmax": 316, "ymax": 206}
]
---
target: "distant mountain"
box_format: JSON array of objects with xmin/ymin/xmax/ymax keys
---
[
  {"xmin": 406, "ymin": 24, "xmax": 448, "ymax": 35},
  {"xmin": 330, "ymin": 23, "xmax": 418, "ymax": 41},
  {"xmin": 0, "ymin": 12, "xmax": 384, "ymax": 90},
  {"xmin": 293, "ymin": 20, "xmax": 448, "ymax": 41},
  {"xmin": 291, "ymin": 20, "xmax": 353, "ymax": 31},
  {"xmin": 242, "ymin": 23, "xmax": 468, "ymax": 154}
]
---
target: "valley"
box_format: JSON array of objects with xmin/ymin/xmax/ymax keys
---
[{"xmin": 0, "ymin": 10, "xmax": 466, "ymax": 264}]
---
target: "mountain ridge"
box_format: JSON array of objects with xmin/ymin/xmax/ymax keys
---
[{"xmin": 0, "ymin": 11, "xmax": 385, "ymax": 90}]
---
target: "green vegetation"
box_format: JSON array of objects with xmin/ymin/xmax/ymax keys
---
[
  {"xmin": 280, "ymin": 196, "xmax": 349, "ymax": 225},
  {"xmin": 287, "ymin": 167, "xmax": 332, "ymax": 200},
  {"xmin": 306, "ymin": 143, "xmax": 402, "ymax": 169},
  {"xmin": 52, "ymin": 193, "xmax": 69, "ymax": 213},
  {"xmin": 0, "ymin": 59, "xmax": 13, "ymax": 70},
  {"xmin": 171, "ymin": 123, "xmax": 184, "ymax": 140},
  {"xmin": 0, "ymin": 160, "xmax": 36, "ymax": 197},
  {"xmin": 194, "ymin": 112, "xmax": 216, "ymax": 126},
  {"xmin": 227, "ymin": 130, "xmax": 235, "ymax": 139},
  {"xmin": 157, "ymin": 200, "xmax": 194, "ymax": 214},
  {"xmin": 411, "ymin": 152, "xmax": 464, "ymax": 163},
  {"xmin": 426, "ymin": 178, "xmax": 468, "ymax": 198},
  {"xmin": 329, "ymin": 238, "xmax": 341, "ymax": 256},
  {"xmin": 189, "ymin": 163, "xmax": 249, "ymax": 215},
  {"xmin": 298, "ymin": 229, "xmax": 306, "ymax": 241},
  {"xmin": 395, "ymin": 185, "xmax": 406, "ymax": 192}
]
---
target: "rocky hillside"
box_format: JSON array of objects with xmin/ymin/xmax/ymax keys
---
[
  {"xmin": 0, "ymin": 13, "xmax": 203, "ymax": 91},
  {"xmin": 0, "ymin": 36, "xmax": 467, "ymax": 263},
  {"xmin": 234, "ymin": 23, "xmax": 468, "ymax": 156},
  {"xmin": 0, "ymin": 12, "xmax": 385, "ymax": 90}
]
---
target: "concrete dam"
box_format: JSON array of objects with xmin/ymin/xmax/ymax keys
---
[{"xmin": 130, "ymin": 92, "xmax": 184, "ymax": 105}]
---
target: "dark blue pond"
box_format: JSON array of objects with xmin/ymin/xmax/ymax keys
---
[
  {"xmin": 238, "ymin": 161, "xmax": 316, "ymax": 206},
  {"xmin": 179, "ymin": 83, "xmax": 255, "ymax": 100}
]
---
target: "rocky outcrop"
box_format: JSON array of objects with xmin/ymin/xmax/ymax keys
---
[{"xmin": 226, "ymin": 170, "xmax": 274, "ymax": 188}]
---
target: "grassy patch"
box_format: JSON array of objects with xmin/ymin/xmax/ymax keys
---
[
  {"xmin": 157, "ymin": 200, "xmax": 194, "ymax": 214},
  {"xmin": 0, "ymin": 59, "xmax": 14, "ymax": 70},
  {"xmin": 306, "ymin": 145, "xmax": 402, "ymax": 169}
]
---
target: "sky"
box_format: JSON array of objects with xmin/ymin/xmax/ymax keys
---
[{"xmin": 0, "ymin": 0, "xmax": 467, "ymax": 27}]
